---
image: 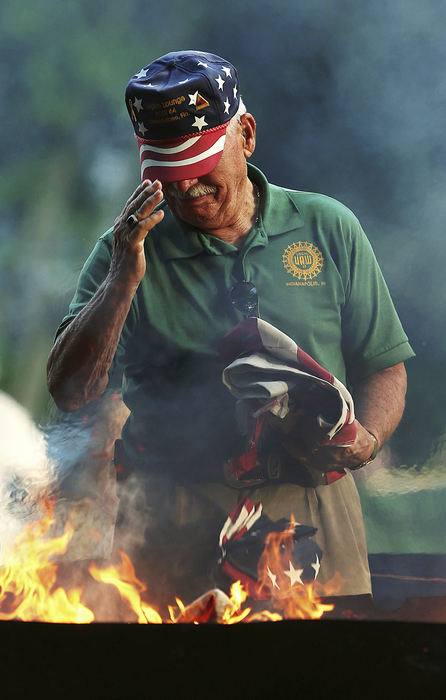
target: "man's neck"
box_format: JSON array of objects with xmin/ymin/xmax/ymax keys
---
[{"xmin": 200, "ymin": 180, "xmax": 259, "ymax": 248}]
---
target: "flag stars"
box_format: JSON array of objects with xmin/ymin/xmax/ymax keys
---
[
  {"xmin": 311, "ymin": 554, "xmax": 321, "ymax": 579},
  {"xmin": 197, "ymin": 61, "xmax": 209, "ymax": 68},
  {"xmin": 284, "ymin": 561, "xmax": 304, "ymax": 586},
  {"xmin": 223, "ymin": 97, "xmax": 230, "ymax": 114},
  {"xmin": 267, "ymin": 567, "xmax": 280, "ymax": 590},
  {"xmin": 135, "ymin": 68, "xmax": 148, "ymax": 79},
  {"xmin": 192, "ymin": 115, "xmax": 208, "ymax": 131},
  {"xmin": 215, "ymin": 74, "xmax": 225, "ymax": 91},
  {"xmin": 233, "ymin": 85, "xmax": 238, "ymax": 100},
  {"xmin": 138, "ymin": 121, "xmax": 148, "ymax": 136},
  {"xmin": 222, "ymin": 66, "xmax": 232, "ymax": 78}
]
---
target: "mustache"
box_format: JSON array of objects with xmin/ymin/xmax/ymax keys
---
[{"xmin": 175, "ymin": 184, "xmax": 218, "ymax": 200}]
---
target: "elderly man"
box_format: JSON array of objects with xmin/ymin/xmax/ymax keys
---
[{"xmin": 47, "ymin": 51, "xmax": 413, "ymax": 612}]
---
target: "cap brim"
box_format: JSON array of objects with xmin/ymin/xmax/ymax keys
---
[{"xmin": 137, "ymin": 124, "xmax": 228, "ymax": 184}]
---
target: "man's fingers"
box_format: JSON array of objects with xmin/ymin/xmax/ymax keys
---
[
  {"xmin": 123, "ymin": 179, "xmax": 153, "ymax": 210},
  {"xmin": 111, "ymin": 181, "xmax": 164, "ymax": 286},
  {"xmin": 127, "ymin": 180, "xmax": 162, "ymax": 219},
  {"xmin": 127, "ymin": 190, "xmax": 164, "ymax": 239},
  {"xmin": 135, "ymin": 184, "xmax": 163, "ymax": 221},
  {"xmin": 119, "ymin": 181, "xmax": 164, "ymax": 243},
  {"xmin": 130, "ymin": 207, "xmax": 164, "ymax": 243}
]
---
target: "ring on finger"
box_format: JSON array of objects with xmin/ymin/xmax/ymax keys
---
[{"xmin": 126, "ymin": 213, "xmax": 139, "ymax": 227}]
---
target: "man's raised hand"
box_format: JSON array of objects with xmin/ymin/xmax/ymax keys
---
[{"xmin": 111, "ymin": 179, "xmax": 164, "ymax": 287}]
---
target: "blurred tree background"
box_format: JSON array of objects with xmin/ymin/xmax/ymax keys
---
[{"xmin": 1, "ymin": 0, "xmax": 445, "ymax": 467}]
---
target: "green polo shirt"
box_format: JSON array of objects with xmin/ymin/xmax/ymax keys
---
[{"xmin": 57, "ymin": 164, "xmax": 414, "ymax": 478}]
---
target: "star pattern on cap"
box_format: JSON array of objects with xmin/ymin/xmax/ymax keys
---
[
  {"xmin": 215, "ymin": 74, "xmax": 225, "ymax": 91},
  {"xmin": 133, "ymin": 97, "xmax": 143, "ymax": 112},
  {"xmin": 128, "ymin": 54, "xmax": 241, "ymax": 141},
  {"xmin": 284, "ymin": 561, "xmax": 304, "ymax": 586},
  {"xmin": 192, "ymin": 115, "xmax": 207, "ymax": 131}
]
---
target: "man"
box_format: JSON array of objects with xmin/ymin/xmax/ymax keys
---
[{"xmin": 47, "ymin": 51, "xmax": 413, "ymax": 612}]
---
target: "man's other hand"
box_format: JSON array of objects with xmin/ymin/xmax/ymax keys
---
[{"xmin": 281, "ymin": 419, "xmax": 377, "ymax": 473}]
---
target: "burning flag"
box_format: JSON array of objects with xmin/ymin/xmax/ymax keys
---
[{"xmin": 218, "ymin": 497, "xmax": 333, "ymax": 619}]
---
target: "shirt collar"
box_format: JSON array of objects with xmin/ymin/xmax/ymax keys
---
[
  {"xmin": 250, "ymin": 164, "xmax": 304, "ymax": 238},
  {"xmin": 157, "ymin": 163, "xmax": 304, "ymax": 260}
]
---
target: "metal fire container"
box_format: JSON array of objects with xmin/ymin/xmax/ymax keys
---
[{"xmin": 1, "ymin": 618, "xmax": 445, "ymax": 698}]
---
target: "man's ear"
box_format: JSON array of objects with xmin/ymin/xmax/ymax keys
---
[{"xmin": 240, "ymin": 113, "xmax": 256, "ymax": 158}]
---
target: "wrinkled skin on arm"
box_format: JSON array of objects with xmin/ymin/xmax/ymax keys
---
[{"xmin": 47, "ymin": 180, "xmax": 164, "ymax": 412}]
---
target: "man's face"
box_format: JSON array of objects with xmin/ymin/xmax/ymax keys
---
[{"xmin": 162, "ymin": 113, "xmax": 256, "ymax": 233}]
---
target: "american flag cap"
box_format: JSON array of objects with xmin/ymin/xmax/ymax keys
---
[{"xmin": 125, "ymin": 50, "xmax": 241, "ymax": 183}]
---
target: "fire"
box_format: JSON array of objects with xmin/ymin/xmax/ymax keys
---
[
  {"xmin": 0, "ymin": 499, "xmax": 335, "ymax": 624},
  {"xmin": 0, "ymin": 497, "xmax": 94, "ymax": 623},
  {"xmin": 221, "ymin": 581, "xmax": 252, "ymax": 624},
  {"xmin": 89, "ymin": 552, "xmax": 163, "ymax": 624}
]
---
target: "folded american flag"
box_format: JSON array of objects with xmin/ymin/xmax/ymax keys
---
[
  {"xmin": 218, "ymin": 497, "xmax": 323, "ymax": 600},
  {"xmin": 218, "ymin": 318, "xmax": 357, "ymax": 486}
]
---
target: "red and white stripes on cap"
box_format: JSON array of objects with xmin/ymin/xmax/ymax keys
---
[{"xmin": 137, "ymin": 123, "xmax": 227, "ymax": 184}]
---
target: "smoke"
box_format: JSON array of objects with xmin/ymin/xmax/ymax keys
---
[
  {"xmin": 0, "ymin": 391, "xmax": 55, "ymax": 561},
  {"xmin": 352, "ymin": 441, "xmax": 446, "ymax": 561},
  {"xmin": 0, "ymin": 386, "xmax": 228, "ymax": 611},
  {"xmin": 0, "ymin": 390, "xmax": 126, "ymax": 564},
  {"xmin": 0, "ymin": 390, "xmax": 169, "ymax": 619},
  {"xmin": 2, "ymin": 387, "xmax": 445, "ymax": 616},
  {"xmin": 355, "ymin": 444, "xmax": 446, "ymax": 496}
]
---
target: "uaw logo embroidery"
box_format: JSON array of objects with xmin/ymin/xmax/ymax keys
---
[{"xmin": 282, "ymin": 241, "xmax": 324, "ymax": 281}]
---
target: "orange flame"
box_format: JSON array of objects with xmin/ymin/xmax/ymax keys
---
[
  {"xmin": 0, "ymin": 498, "xmax": 93, "ymax": 623},
  {"xmin": 221, "ymin": 581, "xmax": 252, "ymax": 624},
  {"xmin": 89, "ymin": 552, "xmax": 163, "ymax": 624}
]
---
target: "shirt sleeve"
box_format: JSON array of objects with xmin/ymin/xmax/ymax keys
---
[
  {"xmin": 54, "ymin": 231, "xmax": 124, "ymax": 390},
  {"xmin": 341, "ymin": 218, "xmax": 415, "ymax": 384}
]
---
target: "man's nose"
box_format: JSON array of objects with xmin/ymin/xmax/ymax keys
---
[{"xmin": 170, "ymin": 178, "xmax": 199, "ymax": 193}]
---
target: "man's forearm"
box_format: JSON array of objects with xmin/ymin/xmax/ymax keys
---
[
  {"xmin": 354, "ymin": 362, "xmax": 407, "ymax": 449},
  {"xmin": 47, "ymin": 277, "xmax": 136, "ymax": 412},
  {"xmin": 48, "ymin": 179, "xmax": 164, "ymax": 412}
]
